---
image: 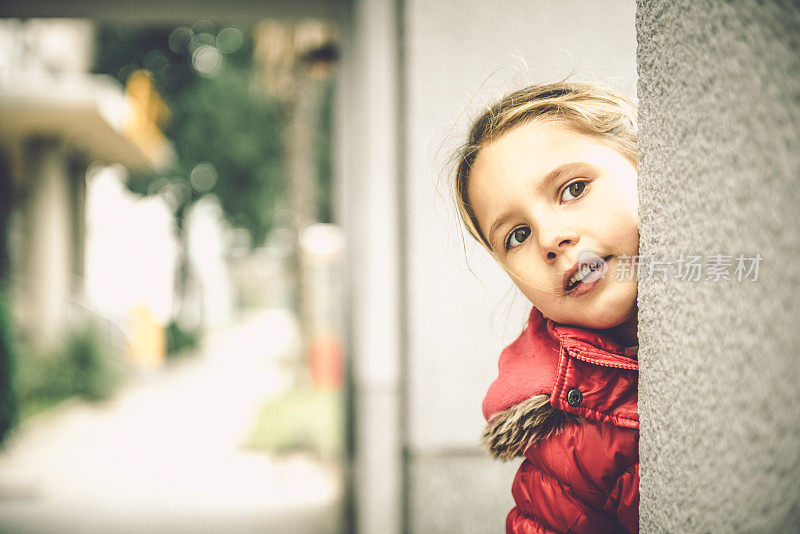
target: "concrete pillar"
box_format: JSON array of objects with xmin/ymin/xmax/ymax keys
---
[
  {"xmin": 637, "ymin": 1, "xmax": 800, "ymax": 531},
  {"xmin": 23, "ymin": 138, "xmax": 73, "ymax": 346},
  {"xmin": 337, "ymin": 0, "xmax": 403, "ymax": 532},
  {"xmin": 67, "ymin": 155, "xmax": 87, "ymax": 298}
]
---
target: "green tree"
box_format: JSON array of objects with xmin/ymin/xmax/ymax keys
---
[
  {"xmin": 94, "ymin": 23, "xmax": 290, "ymax": 331},
  {"xmin": 93, "ymin": 23, "xmax": 285, "ymax": 247}
]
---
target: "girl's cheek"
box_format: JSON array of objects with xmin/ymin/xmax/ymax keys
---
[{"xmin": 611, "ymin": 208, "xmax": 639, "ymax": 241}]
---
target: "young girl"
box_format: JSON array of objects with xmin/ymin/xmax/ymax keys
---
[{"xmin": 454, "ymin": 82, "xmax": 640, "ymax": 533}]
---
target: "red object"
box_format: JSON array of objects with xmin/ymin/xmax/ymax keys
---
[
  {"xmin": 309, "ymin": 334, "xmax": 344, "ymax": 389},
  {"xmin": 483, "ymin": 307, "xmax": 639, "ymax": 533}
]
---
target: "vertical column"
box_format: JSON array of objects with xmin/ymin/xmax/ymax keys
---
[
  {"xmin": 24, "ymin": 138, "xmax": 72, "ymax": 347},
  {"xmin": 637, "ymin": 1, "xmax": 800, "ymax": 530},
  {"xmin": 337, "ymin": 0, "xmax": 403, "ymax": 532},
  {"xmin": 67, "ymin": 155, "xmax": 87, "ymax": 300}
]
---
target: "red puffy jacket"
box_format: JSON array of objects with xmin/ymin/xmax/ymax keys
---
[{"xmin": 482, "ymin": 307, "xmax": 639, "ymax": 533}]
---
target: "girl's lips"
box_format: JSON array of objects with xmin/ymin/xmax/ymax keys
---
[
  {"xmin": 567, "ymin": 271, "xmax": 603, "ymax": 297},
  {"xmin": 564, "ymin": 255, "xmax": 612, "ymax": 296}
]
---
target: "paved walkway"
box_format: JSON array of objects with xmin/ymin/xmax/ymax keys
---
[{"xmin": 0, "ymin": 310, "xmax": 342, "ymax": 534}]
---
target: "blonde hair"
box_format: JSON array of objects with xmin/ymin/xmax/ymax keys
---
[{"xmin": 454, "ymin": 81, "xmax": 638, "ymax": 251}]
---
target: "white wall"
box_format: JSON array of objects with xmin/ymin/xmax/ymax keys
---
[{"xmin": 85, "ymin": 164, "xmax": 177, "ymax": 324}]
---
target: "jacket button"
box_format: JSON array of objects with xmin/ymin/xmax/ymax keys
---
[{"xmin": 566, "ymin": 388, "xmax": 583, "ymax": 407}]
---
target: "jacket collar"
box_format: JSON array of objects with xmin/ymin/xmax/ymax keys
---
[{"xmin": 483, "ymin": 306, "xmax": 639, "ymax": 427}]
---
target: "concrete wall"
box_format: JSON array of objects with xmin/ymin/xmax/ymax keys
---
[
  {"xmin": 637, "ymin": 1, "xmax": 800, "ymax": 531},
  {"xmin": 401, "ymin": 1, "xmax": 636, "ymax": 531}
]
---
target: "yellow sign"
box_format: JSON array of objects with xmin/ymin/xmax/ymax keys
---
[
  {"xmin": 127, "ymin": 304, "xmax": 166, "ymax": 369},
  {"xmin": 124, "ymin": 70, "xmax": 171, "ymax": 168}
]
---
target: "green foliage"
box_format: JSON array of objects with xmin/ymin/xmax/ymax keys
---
[
  {"xmin": 165, "ymin": 320, "xmax": 199, "ymax": 357},
  {"xmin": 0, "ymin": 287, "xmax": 18, "ymax": 443},
  {"xmin": 163, "ymin": 65, "xmax": 284, "ymax": 245},
  {"xmin": 0, "ymin": 157, "xmax": 17, "ymax": 444},
  {"xmin": 93, "ymin": 25, "xmax": 194, "ymax": 95},
  {"xmin": 65, "ymin": 325, "xmax": 119, "ymax": 401},
  {"xmin": 241, "ymin": 388, "xmax": 343, "ymax": 459},
  {"xmin": 93, "ymin": 24, "xmax": 285, "ymax": 248},
  {"xmin": 16, "ymin": 324, "xmax": 121, "ymax": 418}
]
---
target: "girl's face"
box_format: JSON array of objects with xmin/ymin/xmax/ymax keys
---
[{"xmin": 467, "ymin": 120, "xmax": 639, "ymax": 330}]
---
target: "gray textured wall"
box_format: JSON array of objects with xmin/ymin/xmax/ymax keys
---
[{"xmin": 637, "ymin": 1, "xmax": 800, "ymax": 531}]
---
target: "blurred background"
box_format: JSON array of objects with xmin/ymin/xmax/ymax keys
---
[{"xmin": 0, "ymin": 1, "xmax": 636, "ymax": 533}]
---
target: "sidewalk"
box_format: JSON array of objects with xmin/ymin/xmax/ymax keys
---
[{"xmin": 0, "ymin": 310, "xmax": 343, "ymax": 534}]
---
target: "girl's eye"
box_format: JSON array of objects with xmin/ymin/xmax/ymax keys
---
[
  {"xmin": 506, "ymin": 226, "xmax": 531, "ymax": 249},
  {"xmin": 560, "ymin": 180, "xmax": 588, "ymax": 202}
]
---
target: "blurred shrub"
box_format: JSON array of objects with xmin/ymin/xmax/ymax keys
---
[
  {"xmin": 242, "ymin": 388, "xmax": 343, "ymax": 460},
  {"xmin": 66, "ymin": 325, "xmax": 119, "ymax": 401},
  {"xmin": 165, "ymin": 320, "xmax": 199, "ymax": 357},
  {"xmin": 0, "ymin": 288, "xmax": 18, "ymax": 444},
  {"xmin": 16, "ymin": 323, "xmax": 121, "ymax": 418}
]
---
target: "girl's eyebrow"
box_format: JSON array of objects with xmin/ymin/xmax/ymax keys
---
[
  {"xmin": 535, "ymin": 161, "xmax": 592, "ymax": 196},
  {"xmin": 486, "ymin": 162, "xmax": 593, "ymax": 250}
]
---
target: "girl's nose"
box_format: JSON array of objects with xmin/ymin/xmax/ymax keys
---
[{"xmin": 540, "ymin": 230, "xmax": 578, "ymax": 262}]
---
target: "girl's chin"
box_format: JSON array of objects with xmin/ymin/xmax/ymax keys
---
[
  {"xmin": 534, "ymin": 284, "xmax": 638, "ymax": 330},
  {"xmin": 550, "ymin": 308, "xmax": 634, "ymax": 331}
]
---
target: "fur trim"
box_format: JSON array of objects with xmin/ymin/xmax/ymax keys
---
[{"xmin": 481, "ymin": 394, "xmax": 582, "ymax": 461}]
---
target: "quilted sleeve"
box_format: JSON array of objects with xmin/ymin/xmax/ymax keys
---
[
  {"xmin": 508, "ymin": 459, "xmax": 631, "ymax": 534},
  {"xmin": 605, "ymin": 463, "xmax": 639, "ymax": 533},
  {"xmin": 510, "ymin": 421, "xmax": 639, "ymax": 534}
]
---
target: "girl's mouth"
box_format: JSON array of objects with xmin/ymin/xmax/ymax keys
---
[{"xmin": 564, "ymin": 254, "xmax": 612, "ymax": 295}]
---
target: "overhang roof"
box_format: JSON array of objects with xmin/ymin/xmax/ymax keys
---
[{"xmin": 0, "ymin": 73, "xmax": 172, "ymax": 171}]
